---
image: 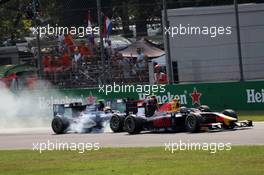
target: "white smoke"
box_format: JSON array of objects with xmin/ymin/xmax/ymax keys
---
[
  {"xmin": 0, "ymin": 81, "xmax": 113, "ymax": 133},
  {"xmin": 0, "ymin": 81, "xmax": 54, "ymax": 129},
  {"xmin": 68, "ymin": 113, "xmax": 112, "ymax": 133},
  {"xmin": 69, "ymin": 115, "xmax": 97, "ymax": 133}
]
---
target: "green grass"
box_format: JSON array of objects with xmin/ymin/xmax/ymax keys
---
[
  {"xmin": 238, "ymin": 111, "xmax": 264, "ymax": 121},
  {"xmin": 0, "ymin": 146, "xmax": 264, "ymax": 175}
]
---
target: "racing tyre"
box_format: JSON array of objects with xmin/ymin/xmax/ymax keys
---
[
  {"xmin": 199, "ymin": 105, "xmax": 211, "ymax": 112},
  {"xmin": 124, "ymin": 116, "xmax": 143, "ymax": 134},
  {"xmin": 222, "ymin": 109, "xmax": 237, "ymax": 129},
  {"xmin": 110, "ymin": 115, "xmax": 124, "ymax": 132},
  {"xmin": 185, "ymin": 113, "xmax": 203, "ymax": 133},
  {"xmin": 51, "ymin": 117, "xmax": 70, "ymax": 134}
]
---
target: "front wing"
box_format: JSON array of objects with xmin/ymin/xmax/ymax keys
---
[{"xmin": 201, "ymin": 120, "xmax": 253, "ymax": 130}]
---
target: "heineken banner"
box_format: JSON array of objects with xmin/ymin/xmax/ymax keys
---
[{"xmin": 37, "ymin": 81, "xmax": 264, "ymax": 111}]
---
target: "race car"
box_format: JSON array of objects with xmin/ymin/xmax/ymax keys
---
[
  {"xmin": 109, "ymin": 96, "xmax": 253, "ymax": 134},
  {"xmin": 51, "ymin": 101, "xmax": 123, "ymax": 134}
]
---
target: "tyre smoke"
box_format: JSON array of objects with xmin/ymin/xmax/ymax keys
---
[{"xmin": 0, "ymin": 81, "xmax": 53, "ymax": 128}]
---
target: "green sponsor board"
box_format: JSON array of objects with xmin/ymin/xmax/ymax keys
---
[{"xmin": 37, "ymin": 81, "xmax": 264, "ymax": 111}]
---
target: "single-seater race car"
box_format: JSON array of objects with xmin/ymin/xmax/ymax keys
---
[
  {"xmin": 109, "ymin": 96, "xmax": 253, "ymax": 134},
  {"xmin": 51, "ymin": 101, "xmax": 124, "ymax": 134}
]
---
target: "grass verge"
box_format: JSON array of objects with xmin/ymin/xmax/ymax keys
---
[
  {"xmin": 238, "ymin": 111, "xmax": 264, "ymax": 121},
  {"xmin": 0, "ymin": 146, "xmax": 263, "ymax": 175}
]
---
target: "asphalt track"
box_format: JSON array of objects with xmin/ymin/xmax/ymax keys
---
[{"xmin": 0, "ymin": 122, "xmax": 264, "ymax": 150}]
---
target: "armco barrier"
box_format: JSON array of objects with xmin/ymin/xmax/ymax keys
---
[{"xmin": 37, "ymin": 81, "xmax": 264, "ymax": 111}]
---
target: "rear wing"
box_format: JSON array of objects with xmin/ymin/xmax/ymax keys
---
[
  {"xmin": 125, "ymin": 100, "xmax": 145, "ymax": 115},
  {"xmin": 53, "ymin": 104, "xmax": 65, "ymax": 117},
  {"xmin": 53, "ymin": 102, "xmax": 85, "ymax": 117}
]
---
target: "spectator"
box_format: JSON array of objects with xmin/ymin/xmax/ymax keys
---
[
  {"xmin": 73, "ymin": 47, "xmax": 82, "ymax": 70},
  {"xmin": 78, "ymin": 40, "xmax": 92, "ymax": 57},
  {"xmin": 48, "ymin": 51, "xmax": 72, "ymax": 86},
  {"xmin": 64, "ymin": 34, "xmax": 75, "ymax": 54},
  {"xmin": 118, "ymin": 53, "xmax": 131, "ymax": 82},
  {"xmin": 136, "ymin": 48, "xmax": 145, "ymax": 66},
  {"xmin": 135, "ymin": 48, "xmax": 147, "ymax": 81},
  {"xmin": 59, "ymin": 52, "xmax": 72, "ymax": 71},
  {"xmin": 105, "ymin": 40, "xmax": 113, "ymax": 63},
  {"xmin": 154, "ymin": 64, "xmax": 168, "ymax": 84},
  {"xmin": 58, "ymin": 34, "xmax": 65, "ymax": 52},
  {"xmin": 42, "ymin": 55, "xmax": 54, "ymax": 79}
]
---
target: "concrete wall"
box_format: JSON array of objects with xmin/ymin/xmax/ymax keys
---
[{"xmin": 167, "ymin": 3, "xmax": 264, "ymax": 82}]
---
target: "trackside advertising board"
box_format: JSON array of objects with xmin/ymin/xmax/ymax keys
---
[{"xmin": 37, "ymin": 81, "xmax": 264, "ymax": 110}]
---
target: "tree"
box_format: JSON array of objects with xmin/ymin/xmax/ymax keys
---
[
  {"xmin": 0, "ymin": 0, "xmax": 64, "ymax": 42},
  {"xmin": 0, "ymin": 0, "xmax": 260, "ymax": 42},
  {"xmin": 112, "ymin": 0, "xmax": 163, "ymax": 37},
  {"xmin": 0, "ymin": 0, "xmax": 32, "ymax": 42}
]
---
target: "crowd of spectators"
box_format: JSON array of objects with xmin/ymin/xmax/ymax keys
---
[
  {"xmin": 42, "ymin": 34, "xmax": 97, "ymax": 84},
  {"xmin": 111, "ymin": 48, "xmax": 149, "ymax": 83},
  {"xmin": 41, "ymin": 34, "xmax": 151, "ymax": 87}
]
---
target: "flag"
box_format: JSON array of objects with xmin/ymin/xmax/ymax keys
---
[
  {"xmin": 87, "ymin": 10, "xmax": 92, "ymax": 28},
  {"xmin": 104, "ymin": 16, "xmax": 112, "ymax": 38},
  {"xmin": 86, "ymin": 10, "xmax": 95, "ymax": 46},
  {"xmin": 64, "ymin": 34, "xmax": 75, "ymax": 53}
]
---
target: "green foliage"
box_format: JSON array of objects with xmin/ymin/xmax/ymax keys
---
[
  {"xmin": 0, "ymin": 0, "xmax": 65, "ymax": 41},
  {"xmin": 0, "ymin": 0, "xmax": 32, "ymax": 41},
  {"xmin": 239, "ymin": 111, "xmax": 264, "ymax": 121},
  {"xmin": 0, "ymin": 0, "xmax": 260, "ymax": 41},
  {"xmin": 39, "ymin": 0, "xmax": 64, "ymax": 25}
]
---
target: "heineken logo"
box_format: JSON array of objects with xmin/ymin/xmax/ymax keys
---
[
  {"xmin": 189, "ymin": 88, "xmax": 202, "ymax": 105},
  {"xmin": 246, "ymin": 89, "xmax": 264, "ymax": 103},
  {"xmin": 138, "ymin": 92, "xmax": 187, "ymax": 105},
  {"xmin": 38, "ymin": 96, "xmax": 83, "ymax": 109},
  {"xmin": 138, "ymin": 88, "xmax": 203, "ymax": 106}
]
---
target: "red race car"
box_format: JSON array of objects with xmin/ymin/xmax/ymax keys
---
[{"xmin": 110, "ymin": 96, "xmax": 253, "ymax": 134}]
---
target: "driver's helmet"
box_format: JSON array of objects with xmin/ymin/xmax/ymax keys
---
[
  {"xmin": 97, "ymin": 99, "xmax": 104, "ymax": 103},
  {"xmin": 150, "ymin": 94, "xmax": 156, "ymax": 98},
  {"xmin": 97, "ymin": 99, "xmax": 105, "ymax": 111},
  {"xmin": 148, "ymin": 94, "xmax": 157, "ymax": 102},
  {"xmin": 146, "ymin": 95, "xmax": 157, "ymax": 106},
  {"xmin": 103, "ymin": 106, "xmax": 111, "ymax": 112}
]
